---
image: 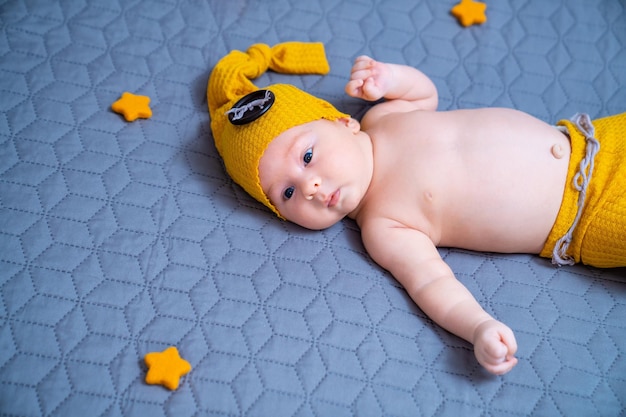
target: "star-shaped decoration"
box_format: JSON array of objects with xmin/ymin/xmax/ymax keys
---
[
  {"xmin": 451, "ymin": 0, "xmax": 487, "ymax": 27},
  {"xmin": 144, "ymin": 346, "xmax": 192, "ymax": 390},
  {"xmin": 111, "ymin": 92, "xmax": 153, "ymax": 122}
]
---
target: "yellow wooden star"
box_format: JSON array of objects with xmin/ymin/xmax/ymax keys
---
[
  {"xmin": 451, "ymin": 0, "xmax": 487, "ymax": 27},
  {"xmin": 144, "ymin": 346, "xmax": 191, "ymax": 390},
  {"xmin": 111, "ymin": 92, "xmax": 152, "ymax": 122}
]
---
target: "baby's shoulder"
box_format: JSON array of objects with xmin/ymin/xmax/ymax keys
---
[
  {"xmin": 357, "ymin": 213, "xmax": 438, "ymax": 268},
  {"xmin": 359, "ymin": 213, "xmax": 431, "ymax": 238}
]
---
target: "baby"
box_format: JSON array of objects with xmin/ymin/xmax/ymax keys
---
[{"xmin": 208, "ymin": 42, "xmax": 626, "ymax": 375}]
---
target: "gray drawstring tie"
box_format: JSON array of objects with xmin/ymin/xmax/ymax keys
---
[{"xmin": 551, "ymin": 113, "xmax": 600, "ymax": 266}]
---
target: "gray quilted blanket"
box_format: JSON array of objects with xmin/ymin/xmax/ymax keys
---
[{"xmin": 1, "ymin": 0, "xmax": 625, "ymax": 416}]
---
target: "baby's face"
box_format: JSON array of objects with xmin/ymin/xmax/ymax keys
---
[{"xmin": 258, "ymin": 118, "xmax": 373, "ymax": 230}]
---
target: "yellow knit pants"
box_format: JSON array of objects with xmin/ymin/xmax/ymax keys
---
[{"xmin": 540, "ymin": 112, "xmax": 626, "ymax": 268}]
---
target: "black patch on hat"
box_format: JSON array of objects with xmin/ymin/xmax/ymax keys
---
[{"xmin": 227, "ymin": 90, "xmax": 275, "ymax": 125}]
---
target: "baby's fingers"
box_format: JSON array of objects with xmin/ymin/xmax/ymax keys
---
[
  {"xmin": 473, "ymin": 320, "xmax": 518, "ymax": 375},
  {"xmin": 485, "ymin": 356, "xmax": 518, "ymax": 376},
  {"xmin": 351, "ymin": 55, "xmax": 374, "ymax": 72},
  {"xmin": 345, "ymin": 78, "xmax": 365, "ymax": 98},
  {"xmin": 477, "ymin": 342, "xmax": 517, "ymax": 375},
  {"xmin": 483, "ymin": 339, "xmax": 508, "ymax": 359},
  {"xmin": 361, "ymin": 77, "xmax": 384, "ymax": 100},
  {"xmin": 348, "ymin": 68, "xmax": 373, "ymax": 85}
]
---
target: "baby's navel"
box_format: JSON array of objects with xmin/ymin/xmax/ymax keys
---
[{"xmin": 551, "ymin": 143, "xmax": 566, "ymax": 159}]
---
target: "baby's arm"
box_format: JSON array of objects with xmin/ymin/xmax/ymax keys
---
[
  {"xmin": 361, "ymin": 222, "xmax": 518, "ymax": 375},
  {"xmin": 345, "ymin": 56, "xmax": 438, "ymax": 113}
]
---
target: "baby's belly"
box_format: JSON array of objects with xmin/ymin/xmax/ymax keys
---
[
  {"xmin": 439, "ymin": 127, "xmax": 571, "ymax": 253},
  {"xmin": 440, "ymin": 209, "xmax": 557, "ymax": 254}
]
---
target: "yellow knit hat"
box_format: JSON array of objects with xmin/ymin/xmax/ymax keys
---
[{"xmin": 207, "ymin": 42, "xmax": 348, "ymax": 217}]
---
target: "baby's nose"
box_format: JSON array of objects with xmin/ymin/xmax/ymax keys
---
[{"xmin": 303, "ymin": 176, "xmax": 321, "ymax": 200}]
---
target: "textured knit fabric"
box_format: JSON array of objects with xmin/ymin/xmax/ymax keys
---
[
  {"xmin": 541, "ymin": 112, "xmax": 626, "ymax": 268},
  {"xmin": 207, "ymin": 42, "xmax": 348, "ymax": 217}
]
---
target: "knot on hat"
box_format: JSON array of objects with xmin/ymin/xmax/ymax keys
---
[
  {"xmin": 235, "ymin": 43, "xmax": 321, "ymax": 81},
  {"xmin": 246, "ymin": 44, "xmax": 272, "ymax": 77},
  {"xmin": 246, "ymin": 42, "xmax": 333, "ymax": 77},
  {"xmin": 207, "ymin": 42, "xmax": 348, "ymax": 218}
]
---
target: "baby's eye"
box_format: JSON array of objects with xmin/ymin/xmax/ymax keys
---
[
  {"xmin": 303, "ymin": 148, "xmax": 313, "ymax": 165},
  {"xmin": 283, "ymin": 186, "xmax": 295, "ymax": 200}
]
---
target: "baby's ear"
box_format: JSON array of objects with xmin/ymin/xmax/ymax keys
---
[{"xmin": 339, "ymin": 117, "xmax": 361, "ymax": 133}]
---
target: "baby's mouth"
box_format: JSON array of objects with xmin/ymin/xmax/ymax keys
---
[{"xmin": 327, "ymin": 189, "xmax": 340, "ymax": 208}]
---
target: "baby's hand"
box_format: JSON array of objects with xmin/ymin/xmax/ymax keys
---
[
  {"xmin": 473, "ymin": 320, "xmax": 518, "ymax": 375},
  {"xmin": 345, "ymin": 56, "xmax": 392, "ymax": 101}
]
